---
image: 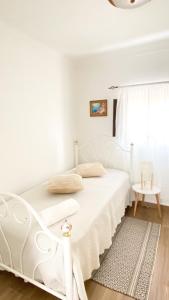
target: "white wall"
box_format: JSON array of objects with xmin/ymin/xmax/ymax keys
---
[
  {"xmin": 0, "ymin": 20, "xmax": 75, "ymax": 193},
  {"xmin": 73, "ymin": 40, "xmax": 169, "ymax": 143},
  {"xmin": 1, "ymin": 17, "xmax": 169, "ymax": 200}
]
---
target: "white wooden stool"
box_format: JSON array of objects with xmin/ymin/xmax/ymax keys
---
[{"xmin": 132, "ymin": 183, "xmax": 162, "ymax": 218}]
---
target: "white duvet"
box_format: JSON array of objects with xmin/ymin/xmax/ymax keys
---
[{"xmin": 0, "ymin": 169, "xmax": 130, "ymax": 299}]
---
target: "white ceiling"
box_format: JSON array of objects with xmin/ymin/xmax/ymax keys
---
[{"xmin": 0, "ymin": 0, "xmax": 169, "ymax": 55}]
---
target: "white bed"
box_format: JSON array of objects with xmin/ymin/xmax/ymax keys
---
[{"xmin": 0, "ymin": 168, "xmax": 130, "ymax": 300}]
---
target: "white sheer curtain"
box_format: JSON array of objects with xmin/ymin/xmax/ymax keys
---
[{"xmin": 116, "ymin": 83, "xmax": 169, "ymax": 203}]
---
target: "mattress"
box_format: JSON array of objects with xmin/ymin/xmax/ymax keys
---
[{"xmin": 0, "ymin": 168, "xmax": 130, "ymax": 297}]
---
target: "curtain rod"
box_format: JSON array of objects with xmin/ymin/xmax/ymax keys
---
[{"xmin": 108, "ymin": 80, "xmax": 169, "ymax": 89}]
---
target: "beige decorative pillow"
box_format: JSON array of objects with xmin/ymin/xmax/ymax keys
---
[
  {"xmin": 48, "ymin": 174, "xmax": 83, "ymax": 194},
  {"xmin": 75, "ymin": 162, "xmax": 106, "ymax": 178}
]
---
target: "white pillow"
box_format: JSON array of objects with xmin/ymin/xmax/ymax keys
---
[
  {"xmin": 40, "ymin": 198, "xmax": 80, "ymax": 226},
  {"xmin": 48, "ymin": 174, "xmax": 83, "ymax": 194},
  {"xmin": 75, "ymin": 162, "xmax": 106, "ymax": 178}
]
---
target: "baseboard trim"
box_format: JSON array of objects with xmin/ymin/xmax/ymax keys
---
[{"xmin": 131, "ymin": 200, "xmax": 169, "ymax": 208}]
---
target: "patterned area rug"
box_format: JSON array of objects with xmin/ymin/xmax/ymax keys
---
[{"xmin": 92, "ymin": 217, "xmax": 161, "ymax": 300}]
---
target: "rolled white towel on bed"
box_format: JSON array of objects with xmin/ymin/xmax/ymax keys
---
[{"xmin": 39, "ymin": 198, "xmax": 80, "ymax": 226}]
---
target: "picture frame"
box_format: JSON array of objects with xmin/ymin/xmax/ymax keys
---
[{"xmin": 90, "ymin": 99, "xmax": 107, "ymax": 117}]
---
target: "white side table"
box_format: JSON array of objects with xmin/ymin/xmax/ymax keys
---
[{"xmin": 132, "ymin": 183, "xmax": 162, "ymax": 218}]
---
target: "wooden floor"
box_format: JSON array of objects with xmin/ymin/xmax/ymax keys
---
[{"xmin": 0, "ymin": 204, "xmax": 169, "ymax": 300}]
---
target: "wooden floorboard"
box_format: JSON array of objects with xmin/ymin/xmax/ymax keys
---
[{"xmin": 0, "ymin": 204, "xmax": 168, "ymax": 300}]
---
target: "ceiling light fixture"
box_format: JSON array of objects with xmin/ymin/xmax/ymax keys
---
[{"xmin": 108, "ymin": 0, "xmax": 152, "ymax": 9}]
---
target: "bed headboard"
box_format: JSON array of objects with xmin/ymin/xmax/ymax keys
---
[{"xmin": 74, "ymin": 135, "xmax": 134, "ymax": 183}]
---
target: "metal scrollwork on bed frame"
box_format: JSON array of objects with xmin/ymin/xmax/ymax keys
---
[
  {"xmin": 74, "ymin": 135, "xmax": 134, "ymax": 183},
  {"xmin": 0, "ymin": 136, "xmax": 134, "ymax": 300},
  {"xmin": 0, "ymin": 193, "xmax": 74, "ymax": 300}
]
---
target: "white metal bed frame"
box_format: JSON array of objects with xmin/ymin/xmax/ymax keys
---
[
  {"xmin": 0, "ymin": 137, "xmax": 134, "ymax": 300},
  {"xmin": 74, "ymin": 137, "xmax": 134, "ymax": 183}
]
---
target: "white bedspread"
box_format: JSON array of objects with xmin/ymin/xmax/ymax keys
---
[
  {"xmin": 22, "ymin": 169, "xmax": 130, "ymax": 280},
  {"xmin": 0, "ymin": 169, "xmax": 130, "ymax": 298}
]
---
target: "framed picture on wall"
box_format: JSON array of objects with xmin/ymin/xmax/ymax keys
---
[{"xmin": 90, "ymin": 99, "xmax": 107, "ymax": 117}]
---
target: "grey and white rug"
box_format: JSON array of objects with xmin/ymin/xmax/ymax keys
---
[{"xmin": 92, "ymin": 217, "xmax": 161, "ymax": 300}]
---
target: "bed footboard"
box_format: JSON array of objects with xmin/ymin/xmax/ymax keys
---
[{"xmin": 0, "ymin": 193, "xmax": 85, "ymax": 300}]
